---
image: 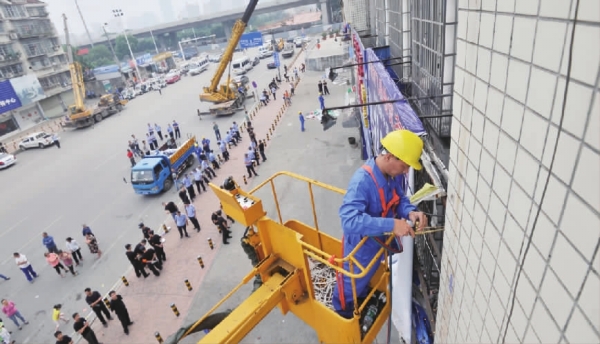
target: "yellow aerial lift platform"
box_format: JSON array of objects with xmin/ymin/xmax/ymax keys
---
[{"xmin": 169, "ymin": 172, "xmax": 396, "ymax": 343}]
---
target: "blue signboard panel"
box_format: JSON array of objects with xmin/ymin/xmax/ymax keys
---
[
  {"xmin": 239, "ymin": 32, "xmax": 263, "ymax": 49},
  {"xmin": 273, "ymin": 52, "xmax": 280, "ymax": 67},
  {"xmin": 0, "ymin": 80, "xmax": 23, "ymax": 115}
]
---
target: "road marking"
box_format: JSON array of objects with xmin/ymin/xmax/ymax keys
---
[
  {"xmin": 0, "ymin": 216, "xmax": 29, "ymax": 239},
  {"xmin": 2, "ymin": 215, "xmax": 63, "ymax": 264},
  {"xmin": 93, "ymin": 151, "xmax": 122, "ymax": 170}
]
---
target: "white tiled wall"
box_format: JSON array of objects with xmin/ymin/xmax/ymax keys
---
[{"xmin": 437, "ymin": 0, "xmax": 600, "ymax": 343}]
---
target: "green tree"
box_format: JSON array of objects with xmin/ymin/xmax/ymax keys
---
[
  {"xmin": 114, "ymin": 34, "xmax": 138, "ymax": 60},
  {"xmin": 75, "ymin": 45, "xmax": 115, "ymax": 68},
  {"xmin": 136, "ymin": 38, "xmax": 156, "ymax": 53}
]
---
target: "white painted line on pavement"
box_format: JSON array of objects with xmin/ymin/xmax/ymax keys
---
[
  {"xmin": 93, "ymin": 151, "xmax": 122, "ymax": 170},
  {"xmin": 2, "ymin": 215, "xmax": 63, "ymax": 264},
  {"xmin": 0, "ymin": 216, "xmax": 29, "ymax": 239}
]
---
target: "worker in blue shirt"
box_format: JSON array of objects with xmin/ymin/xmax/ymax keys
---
[
  {"xmin": 42, "ymin": 232, "xmax": 58, "ymax": 253},
  {"xmin": 219, "ymin": 141, "xmax": 229, "ymax": 161},
  {"xmin": 173, "ymin": 211, "xmax": 190, "ymax": 238},
  {"xmin": 193, "ymin": 167, "xmax": 207, "ymax": 193},
  {"xmin": 244, "ymin": 153, "xmax": 258, "ymax": 177},
  {"xmin": 208, "ymin": 151, "xmax": 220, "ymax": 169},
  {"xmin": 318, "ymin": 93, "xmax": 325, "ymax": 110},
  {"xmin": 183, "ymin": 174, "xmax": 196, "ymax": 201},
  {"xmin": 225, "ymin": 132, "xmax": 237, "ymax": 147},
  {"xmin": 172, "ymin": 120, "xmax": 181, "ymax": 139},
  {"xmin": 298, "ymin": 111, "xmax": 305, "ymax": 132},
  {"xmin": 167, "ymin": 124, "xmax": 174, "ymax": 139},
  {"xmin": 201, "ymin": 159, "xmax": 216, "ymax": 179},
  {"xmin": 332, "ymin": 130, "xmax": 428, "ymax": 319},
  {"xmin": 185, "ymin": 203, "xmax": 201, "ymax": 232}
]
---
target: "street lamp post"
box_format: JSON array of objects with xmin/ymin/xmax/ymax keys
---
[
  {"xmin": 112, "ymin": 9, "xmax": 142, "ymax": 83},
  {"xmin": 150, "ymin": 30, "xmax": 160, "ymax": 54},
  {"xmin": 101, "ymin": 24, "xmax": 127, "ymax": 85}
]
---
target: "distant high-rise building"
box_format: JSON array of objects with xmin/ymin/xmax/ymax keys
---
[
  {"xmin": 127, "ymin": 12, "xmax": 161, "ymax": 30},
  {"xmin": 158, "ymin": 0, "xmax": 176, "ymax": 23}
]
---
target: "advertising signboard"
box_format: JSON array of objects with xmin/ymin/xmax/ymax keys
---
[
  {"xmin": 0, "ymin": 80, "xmax": 23, "ymax": 115},
  {"xmin": 351, "ymin": 27, "xmax": 370, "ymax": 159},
  {"xmin": 239, "ymin": 32, "xmax": 263, "ymax": 49},
  {"xmin": 364, "ymin": 48, "xmax": 425, "ymax": 155},
  {"xmin": 9, "ymin": 74, "xmax": 47, "ymax": 106},
  {"xmin": 273, "ymin": 52, "xmax": 280, "ymax": 67}
]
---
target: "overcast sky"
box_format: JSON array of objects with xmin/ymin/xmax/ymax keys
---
[{"xmin": 47, "ymin": 0, "xmax": 199, "ymax": 35}]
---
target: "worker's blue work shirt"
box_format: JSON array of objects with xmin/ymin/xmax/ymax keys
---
[
  {"xmin": 183, "ymin": 176, "xmax": 192, "ymax": 188},
  {"xmin": 332, "ymin": 157, "xmax": 416, "ymax": 318},
  {"xmin": 174, "ymin": 214, "xmax": 187, "ymax": 227}
]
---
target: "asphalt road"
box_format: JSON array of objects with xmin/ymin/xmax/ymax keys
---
[{"xmin": 0, "ymin": 47, "xmax": 283, "ymax": 343}]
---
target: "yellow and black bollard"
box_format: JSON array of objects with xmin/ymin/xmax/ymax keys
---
[
  {"xmin": 197, "ymin": 256, "xmax": 205, "ymax": 268},
  {"xmin": 271, "ymin": 123, "xmax": 275, "ymax": 131},
  {"xmin": 267, "ymin": 133, "xmax": 270, "ymax": 141},
  {"xmin": 162, "ymin": 223, "xmax": 170, "ymax": 233},
  {"xmin": 243, "ymin": 175, "xmax": 248, "ymax": 185},
  {"xmin": 103, "ymin": 298, "xmax": 111, "ymax": 310},
  {"xmin": 262, "ymin": 139, "xmax": 267, "ymax": 148},
  {"xmin": 121, "ymin": 276, "xmax": 129, "ymax": 287},
  {"xmin": 184, "ymin": 279, "xmax": 193, "ymax": 291},
  {"xmin": 170, "ymin": 303, "xmax": 180, "ymax": 317},
  {"xmin": 155, "ymin": 332, "xmax": 164, "ymax": 344},
  {"xmin": 208, "ymin": 238, "xmax": 214, "ymax": 250},
  {"xmin": 218, "ymin": 154, "xmax": 223, "ymax": 163}
]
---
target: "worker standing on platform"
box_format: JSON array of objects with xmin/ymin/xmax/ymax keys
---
[{"xmin": 332, "ymin": 130, "xmax": 428, "ymax": 319}]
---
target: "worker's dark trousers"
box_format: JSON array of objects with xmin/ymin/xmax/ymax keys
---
[
  {"xmin": 146, "ymin": 262, "xmax": 160, "ymax": 276},
  {"xmin": 155, "ymin": 247, "xmax": 166, "ymax": 262},
  {"xmin": 259, "ymin": 150, "xmax": 267, "ymax": 162},
  {"xmin": 157, "ymin": 131, "xmax": 163, "ymax": 140},
  {"xmin": 129, "ymin": 157, "xmax": 136, "ymax": 167},
  {"xmin": 222, "ymin": 150, "xmax": 230, "ymax": 161},
  {"xmin": 324, "ymin": 86, "xmax": 330, "ymax": 95},
  {"xmin": 132, "ymin": 262, "xmax": 148, "ymax": 278},
  {"xmin": 189, "ymin": 216, "xmax": 201, "ymax": 231},
  {"xmin": 211, "ymin": 160, "xmax": 220, "ymax": 169},
  {"xmin": 169, "ymin": 131, "xmax": 174, "ymax": 139},
  {"xmin": 149, "ymin": 141, "xmax": 156, "ymax": 150},
  {"xmin": 177, "ymin": 225, "xmax": 189, "ymax": 238},
  {"xmin": 228, "ymin": 139, "xmax": 237, "ymax": 147},
  {"xmin": 186, "ymin": 185, "xmax": 196, "ymax": 200},
  {"xmin": 92, "ymin": 304, "xmax": 112, "ymax": 325},
  {"xmin": 246, "ymin": 165, "xmax": 257, "ymax": 177},
  {"xmin": 195, "ymin": 179, "xmax": 206, "ymax": 193},
  {"xmin": 205, "ymin": 167, "xmax": 216, "ymax": 178},
  {"xmin": 219, "ymin": 225, "xmax": 231, "ymax": 244},
  {"xmin": 175, "ymin": 128, "xmax": 181, "ymax": 139}
]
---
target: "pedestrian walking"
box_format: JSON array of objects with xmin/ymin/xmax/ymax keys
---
[
  {"xmin": 43, "ymin": 232, "xmax": 58, "ymax": 253},
  {"xmin": 248, "ymin": 146, "xmax": 259, "ymax": 166},
  {"xmin": 183, "ymin": 174, "xmax": 196, "ymax": 201},
  {"xmin": 72, "ymin": 313, "xmax": 99, "ymax": 344},
  {"xmin": 163, "ymin": 201, "xmax": 179, "ymax": 222},
  {"xmin": 1, "ymin": 299, "xmax": 28, "ymax": 330},
  {"xmin": 192, "ymin": 167, "xmax": 207, "ymax": 193},
  {"xmin": 301, "ymin": 62, "xmax": 306, "ymax": 72},
  {"xmin": 185, "ymin": 203, "xmax": 201, "ymax": 232},
  {"xmin": 323, "ymin": 80, "xmax": 330, "ymax": 95},
  {"xmin": 0, "ymin": 274, "xmax": 8, "ymax": 281},
  {"xmin": 54, "ymin": 330, "xmax": 74, "ymax": 344},
  {"xmin": 290, "ymin": 82, "xmax": 295, "ymax": 96},
  {"xmin": 154, "ymin": 123, "xmax": 163, "ymax": 140},
  {"xmin": 108, "ymin": 291, "xmax": 133, "ymax": 335},
  {"xmin": 271, "ymin": 86, "xmax": 277, "ymax": 100},
  {"xmin": 84, "ymin": 288, "xmax": 112, "ymax": 327},
  {"xmin": 127, "ymin": 149, "xmax": 135, "ymax": 167},
  {"xmin": 167, "ymin": 124, "xmax": 174, "ymax": 139},
  {"xmin": 172, "ymin": 120, "xmax": 181, "ymax": 139},
  {"xmin": 52, "ymin": 304, "xmax": 69, "ymax": 331},
  {"xmin": 258, "ymin": 140, "xmax": 267, "ymax": 162},
  {"xmin": 65, "ymin": 238, "xmax": 83, "ymax": 266},
  {"xmin": 244, "ymin": 153, "xmax": 258, "ymax": 177},
  {"xmin": 131, "ymin": 135, "xmax": 142, "ymax": 156},
  {"xmin": 201, "ymin": 159, "xmax": 216, "ymax": 179},
  {"xmin": 174, "ymin": 211, "xmax": 190, "ymax": 238},
  {"xmin": 13, "ymin": 253, "xmax": 38, "ymax": 283},
  {"xmin": 45, "ymin": 252, "xmax": 68, "ymax": 278},
  {"xmin": 57, "ymin": 251, "xmax": 78, "ymax": 276},
  {"xmin": 318, "ymin": 93, "xmax": 325, "ymax": 110},
  {"xmin": 149, "ymin": 232, "xmax": 166, "ymax": 262},
  {"xmin": 219, "ymin": 141, "xmax": 229, "ymax": 161},
  {"xmin": 141, "ymin": 247, "xmax": 162, "ymax": 276},
  {"xmin": 125, "ymin": 244, "xmax": 148, "ymax": 278},
  {"xmin": 212, "ymin": 210, "xmax": 232, "ymax": 244},
  {"xmin": 85, "ymin": 233, "xmax": 102, "ymax": 258},
  {"xmin": 208, "ymin": 151, "xmax": 220, "ymax": 169},
  {"xmin": 147, "ymin": 123, "xmax": 154, "ymax": 136},
  {"xmin": 213, "ymin": 122, "xmax": 221, "ymax": 140},
  {"xmin": 149, "ymin": 131, "xmax": 158, "ymax": 150},
  {"xmin": 53, "ymin": 133, "xmax": 61, "ymax": 149},
  {"xmin": 294, "ymin": 67, "xmax": 299, "ymax": 80},
  {"xmin": 299, "ymin": 111, "xmax": 305, "ymax": 132},
  {"xmin": 178, "ymin": 185, "xmax": 190, "ymax": 204},
  {"xmin": 318, "ymin": 80, "xmax": 323, "ymax": 94}
]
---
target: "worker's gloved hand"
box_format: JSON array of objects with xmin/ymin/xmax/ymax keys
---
[
  {"xmin": 392, "ymin": 219, "xmax": 415, "ymax": 238},
  {"xmin": 408, "ymin": 211, "xmax": 428, "ymax": 231}
]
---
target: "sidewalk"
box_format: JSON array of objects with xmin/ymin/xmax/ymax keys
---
[{"xmin": 81, "ymin": 51, "xmax": 311, "ymax": 344}]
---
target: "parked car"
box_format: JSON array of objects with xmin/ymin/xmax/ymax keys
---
[
  {"xmin": 267, "ymin": 61, "xmax": 277, "ymax": 69},
  {"xmin": 209, "ymin": 54, "xmax": 223, "ymax": 62},
  {"xmin": 252, "ymin": 56, "xmax": 260, "ymax": 66},
  {"xmin": 294, "ymin": 37, "xmax": 304, "ymax": 48},
  {"xmin": 165, "ymin": 73, "xmax": 180, "ymax": 84},
  {"xmin": 19, "ymin": 132, "xmax": 55, "ymax": 150},
  {"xmin": 233, "ymin": 75, "xmax": 250, "ymax": 87},
  {"xmin": 0, "ymin": 153, "xmax": 16, "ymax": 169}
]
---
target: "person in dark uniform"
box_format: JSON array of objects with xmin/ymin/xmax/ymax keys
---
[
  {"xmin": 125, "ymin": 244, "xmax": 148, "ymax": 278},
  {"xmin": 54, "ymin": 330, "xmax": 74, "ymax": 344},
  {"xmin": 148, "ymin": 231, "xmax": 166, "ymax": 263},
  {"xmin": 108, "ymin": 291, "xmax": 133, "ymax": 335},
  {"xmin": 318, "ymin": 80, "xmax": 323, "ymax": 94},
  {"xmin": 322, "ymin": 80, "xmax": 330, "ymax": 95},
  {"xmin": 258, "ymin": 140, "xmax": 267, "ymax": 162},
  {"xmin": 84, "ymin": 288, "xmax": 112, "ymax": 327},
  {"xmin": 141, "ymin": 247, "xmax": 161, "ymax": 276},
  {"xmin": 72, "ymin": 313, "xmax": 99, "ymax": 344},
  {"xmin": 139, "ymin": 223, "xmax": 152, "ymax": 240},
  {"xmin": 211, "ymin": 210, "xmax": 232, "ymax": 244},
  {"xmin": 178, "ymin": 186, "xmax": 190, "ymax": 205},
  {"xmin": 163, "ymin": 201, "xmax": 179, "ymax": 223}
]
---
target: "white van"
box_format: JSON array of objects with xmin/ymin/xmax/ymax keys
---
[
  {"xmin": 189, "ymin": 57, "xmax": 209, "ymax": 76},
  {"xmin": 232, "ymin": 56, "xmax": 252, "ymax": 75},
  {"xmin": 258, "ymin": 46, "xmax": 273, "ymax": 59}
]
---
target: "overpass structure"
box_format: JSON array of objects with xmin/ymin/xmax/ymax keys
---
[{"xmin": 83, "ymin": 0, "xmax": 328, "ymax": 49}]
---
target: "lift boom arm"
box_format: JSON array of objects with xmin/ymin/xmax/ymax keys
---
[
  {"xmin": 63, "ymin": 14, "xmax": 86, "ymax": 113},
  {"xmin": 206, "ymin": 0, "xmax": 258, "ymax": 93}
]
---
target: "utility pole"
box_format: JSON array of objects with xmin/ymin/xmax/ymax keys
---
[
  {"xmin": 112, "ymin": 9, "xmax": 141, "ymax": 83},
  {"xmin": 102, "ymin": 24, "xmax": 127, "ymax": 85},
  {"xmin": 73, "ymin": 0, "xmax": 94, "ymax": 47},
  {"xmin": 150, "ymin": 30, "xmax": 160, "ymax": 54}
]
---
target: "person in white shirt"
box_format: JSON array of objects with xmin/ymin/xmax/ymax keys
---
[
  {"xmin": 66, "ymin": 237, "xmax": 83, "ymax": 266},
  {"xmin": 13, "ymin": 253, "xmax": 38, "ymax": 283}
]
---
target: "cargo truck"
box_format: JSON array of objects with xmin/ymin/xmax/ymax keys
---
[{"xmin": 131, "ymin": 136, "xmax": 197, "ymax": 195}]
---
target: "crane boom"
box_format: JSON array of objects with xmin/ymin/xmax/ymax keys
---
[
  {"xmin": 63, "ymin": 13, "xmax": 86, "ymax": 113},
  {"xmin": 200, "ymin": 0, "xmax": 258, "ymax": 103}
]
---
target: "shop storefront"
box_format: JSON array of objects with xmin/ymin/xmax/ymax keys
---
[{"xmin": 152, "ymin": 52, "xmax": 176, "ymax": 72}]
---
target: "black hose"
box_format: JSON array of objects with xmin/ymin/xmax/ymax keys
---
[{"xmin": 386, "ymin": 253, "xmax": 393, "ymax": 344}]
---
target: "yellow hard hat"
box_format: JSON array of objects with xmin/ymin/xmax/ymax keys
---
[{"xmin": 380, "ymin": 130, "xmax": 423, "ymax": 170}]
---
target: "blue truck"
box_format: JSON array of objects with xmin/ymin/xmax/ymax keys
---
[{"xmin": 131, "ymin": 137, "xmax": 197, "ymax": 195}]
